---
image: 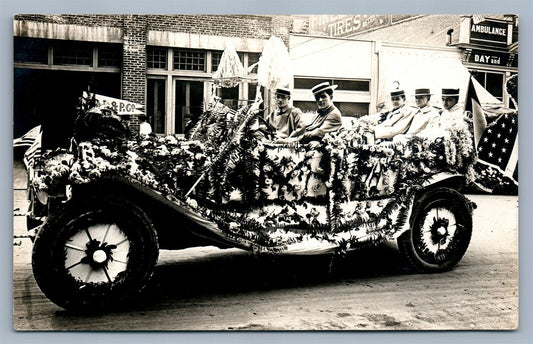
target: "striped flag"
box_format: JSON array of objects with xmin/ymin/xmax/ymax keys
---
[
  {"xmin": 464, "ymin": 77, "xmax": 487, "ymax": 148},
  {"xmin": 477, "ymin": 113, "xmax": 519, "ymax": 181},
  {"xmin": 22, "ymin": 128, "xmax": 43, "ymax": 170},
  {"xmin": 13, "ymin": 125, "xmax": 41, "ymax": 148}
]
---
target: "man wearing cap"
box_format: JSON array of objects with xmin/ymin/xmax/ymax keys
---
[
  {"xmin": 415, "ymin": 88, "xmax": 468, "ymax": 141},
  {"xmin": 440, "ymin": 88, "xmax": 464, "ymax": 124},
  {"xmin": 404, "ymin": 88, "xmax": 440, "ymax": 135},
  {"xmin": 366, "ymin": 86, "xmax": 417, "ymax": 141},
  {"xmin": 264, "ymin": 87, "xmax": 306, "ymax": 143},
  {"xmin": 301, "ymin": 82, "xmax": 342, "ymax": 142}
]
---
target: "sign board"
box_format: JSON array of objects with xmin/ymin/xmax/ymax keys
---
[
  {"xmin": 463, "ymin": 49, "xmax": 517, "ymax": 68},
  {"xmin": 469, "ymin": 18, "xmax": 509, "ymax": 47},
  {"xmin": 90, "ymin": 93, "xmax": 145, "ymax": 115},
  {"xmin": 308, "ymin": 15, "xmax": 416, "ymax": 38}
]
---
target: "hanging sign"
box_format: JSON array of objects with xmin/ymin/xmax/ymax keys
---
[
  {"xmin": 91, "ymin": 93, "xmax": 145, "ymax": 115},
  {"xmin": 469, "ymin": 18, "xmax": 509, "ymax": 47},
  {"xmin": 463, "ymin": 49, "xmax": 517, "ymax": 68}
]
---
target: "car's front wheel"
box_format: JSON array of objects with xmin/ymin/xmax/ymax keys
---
[
  {"xmin": 32, "ymin": 197, "xmax": 159, "ymax": 311},
  {"xmin": 398, "ymin": 187, "xmax": 472, "ymax": 273}
]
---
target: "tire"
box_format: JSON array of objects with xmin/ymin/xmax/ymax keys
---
[
  {"xmin": 32, "ymin": 197, "xmax": 159, "ymax": 312},
  {"xmin": 398, "ymin": 187, "xmax": 472, "ymax": 273}
]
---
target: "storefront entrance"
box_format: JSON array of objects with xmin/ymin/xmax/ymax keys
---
[
  {"xmin": 14, "ymin": 68, "xmax": 120, "ymax": 149},
  {"xmin": 175, "ymin": 80, "xmax": 204, "ymax": 134}
]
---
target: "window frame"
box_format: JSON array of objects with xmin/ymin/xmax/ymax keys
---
[
  {"xmin": 294, "ymin": 77, "xmax": 371, "ymax": 92},
  {"xmin": 14, "ymin": 37, "xmax": 121, "ymax": 73}
]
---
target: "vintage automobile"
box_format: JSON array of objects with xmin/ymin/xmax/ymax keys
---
[{"xmin": 26, "ymin": 95, "xmax": 477, "ymax": 311}]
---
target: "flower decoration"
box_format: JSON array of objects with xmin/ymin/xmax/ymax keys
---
[{"xmin": 32, "ymin": 97, "xmax": 483, "ymax": 253}]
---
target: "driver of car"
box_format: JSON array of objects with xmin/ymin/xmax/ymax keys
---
[
  {"xmin": 301, "ymin": 82, "xmax": 342, "ymax": 143},
  {"xmin": 264, "ymin": 87, "xmax": 306, "ymax": 143}
]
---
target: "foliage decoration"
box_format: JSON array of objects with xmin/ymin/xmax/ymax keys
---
[{"xmin": 32, "ymin": 99, "xmax": 479, "ymax": 253}]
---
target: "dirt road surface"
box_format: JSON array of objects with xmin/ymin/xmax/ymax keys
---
[{"xmin": 13, "ymin": 161, "xmax": 519, "ymax": 331}]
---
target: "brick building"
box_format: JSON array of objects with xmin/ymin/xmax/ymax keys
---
[{"xmin": 14, "ymin": 14, "xmax": 294, "ymax": 147}]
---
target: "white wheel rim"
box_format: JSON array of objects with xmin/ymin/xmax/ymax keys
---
[
  {"xmin": 419, "ymin": 207, "xmax": 457, "ymax": 255},
  {"xmin": 64, "ymin": 223, "xmax": 130, "ymax": 284}
]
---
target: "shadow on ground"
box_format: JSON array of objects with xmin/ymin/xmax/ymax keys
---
[
  {"xmin": 51, "ymin": 243, "xmax": 414, "ymax": 317},
  {"xmin": 136, "ymin": 244, "xmax": 411, "ymax": 307}
]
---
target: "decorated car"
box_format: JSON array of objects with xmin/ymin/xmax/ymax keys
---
[{"xmin": 24, "ymin": 91, "xmax": 478, "ymax": 312}]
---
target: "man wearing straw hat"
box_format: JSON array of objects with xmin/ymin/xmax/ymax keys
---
[
  {"xmin": 301, "ymin": 82, "xmax": 342, "ymax": 142},
  {"xmin": 264, "ymin": 86, "xmax": 306, "ymax": 143}
]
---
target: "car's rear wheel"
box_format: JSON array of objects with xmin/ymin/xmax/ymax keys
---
[
  {"xmin": 398, "ymin": 187, "xmax": 472, "ymax": 273},
  {"xmin": 32, "ymin": 197, "xmax": 158, "ymax": 311}
]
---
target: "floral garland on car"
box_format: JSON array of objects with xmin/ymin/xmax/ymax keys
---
[{"xmin": 32, "ymin": 104, "xmax": 478, "ymax": 252}]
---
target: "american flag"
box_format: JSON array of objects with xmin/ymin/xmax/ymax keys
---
[
  {"xmin": 21, "ymin": 127, "xmax": 43, "ymax": 170},
  {"xmin": 477, "ymin": 113, "xmax": 519, "ymax": 180},
  {"xmin": 464, "ymin": 76, "xmax": 519, "ymax": 181},
  {"xmin": 13, "ymin": 125, "xmax": 41, "ymax": 148}
]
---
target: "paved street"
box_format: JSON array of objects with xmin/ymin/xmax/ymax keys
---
[{"xmin": 13, "ymin": 160, "xmax": 518, "ymax": 331}]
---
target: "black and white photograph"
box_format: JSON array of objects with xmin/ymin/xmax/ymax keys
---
[{"xmin": 12, "ymin": 13, "xmax": 520, "ymax": 332}]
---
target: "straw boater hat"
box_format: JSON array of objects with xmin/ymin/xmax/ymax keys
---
[
  {"xmin": 414, "ymin": 88, "xmax": 433, "ymax": 96},
  {"xmin": 275, "ymin": 86, "xmax": 291, "ymax": 97},
  {"xmin": 442, "ymin": 88, "xmax": 460, "ymax": 97},
  {"xmin": 311, "ymin": 82, "xmax": 338, "ymax": 96}
]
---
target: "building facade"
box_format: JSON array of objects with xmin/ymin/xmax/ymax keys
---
[
  {"xmin": 14, "ymin": 14, "xmax": 518, "ymax": 149},
  {"xmin": 14, "ymin": 14, "xmax": 293, "ymax": 147},
  {"xmin": 311, "ymin": 14, "xmax": 518, "ymax": 108}
]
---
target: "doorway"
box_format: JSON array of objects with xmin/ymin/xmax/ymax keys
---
[{"xmin": 175, "ymin": 80, "xmax": 204, "ymax": 134}]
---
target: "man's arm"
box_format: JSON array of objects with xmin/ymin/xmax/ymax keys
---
[
  {"xmin": 288, "ymin": 108, "xmax": 306, "ymax": 139},
  {"xmin": 303, "ymin": 112, "xmax": 342, "ymax": 140},
  {"xmin": 374, "ymin": 113, "xmax": 414, "ymax": 139}
]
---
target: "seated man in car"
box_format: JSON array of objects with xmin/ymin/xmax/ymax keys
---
[
  {"xmin": 301, "ymin": 82, "xmax": 342, "ymax": 143},
  {"xmin": 364, "ymin": 85, "xmax": 417, "ymax": 142},
  {"xmin": 438, "ymin": 87, "xmax": 467, "ymax": 129},
  {"xmin": 414, "ymin": 87, "xmax": 468, "ymax": 141},
  {"xmin": 264, "ymin": 87, "xmax": 306, "ymax": 143},
  {"xmin": 393, "ymin": 88, "xmax": 440, "ymax": 143}
]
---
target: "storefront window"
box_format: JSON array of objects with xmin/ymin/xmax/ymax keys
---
[
  {"xmin": 53, "ymin": 41, "xmax": 93, "ymax": 66},
  {"xmin": 485, "ymin": 73, "xmax": 504, "ymax": 101},
  {"xmin": 147, "ymin": 47, "xmax": 167, "ymax": 69},
  {"xmin": 175, "ymin": 80, "xmax": 205, "ymax": 134},
  {"xmin": 98, "ymin": 44, "xmax": 122, "ymax": 68},
  {"xmin": 248, "ymin": 84, "xmax": 258, "ymax": 103},
  {"xmin": 248, "ymin": 53, "xmax": 260, "ymax": 74},
  {"xmin": 218, "ymin": 86, "xmax": 239, "ymax": 109},
  {"xmin": 293, "ymin": 101, "xmax": 319, "ymax": 114},
  {"xmin": 294, "ymin": 77, "xmax": 370, "ymax": 92},
  {"xmin": 14, "ymin": 37, "xmax": 48, "ymax": 64},
  {"xmin": 337, "ymin": 102, "xmax": 369, "ymax": 118},
  {"xmin": 147, "ymin": 79, "xmax": 166, "ymax": 134},
  {"xmin": 173, "ymin": 49, "xmax": 206, "ymax": 71},
  {"xmin": 211, "ymin": 51, "xmax": 223, "ymax": 72},
  {"xmin": 471, "ymin": 70, "xmax": 504, "ymax": 102}
]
